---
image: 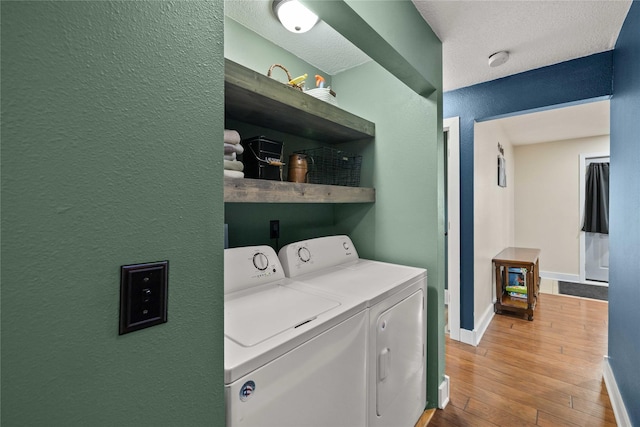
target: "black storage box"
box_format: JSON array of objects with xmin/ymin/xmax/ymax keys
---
[{"xmin": 242, "ymin": 136, "xmax": 284, "ymax": 181}]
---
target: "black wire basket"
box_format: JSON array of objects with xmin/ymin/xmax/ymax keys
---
[{"xmin": 298, "ymin": 147, "xmax": 362, "ymax": 187}]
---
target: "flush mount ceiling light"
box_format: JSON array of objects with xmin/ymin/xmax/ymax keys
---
[
  {"xmin": 488, "ymin": 51, "xmax": 510, "ymax": 68},
  {"xmin": 272, "ymin": 0, "xmax": 319, "ymax": 33}
]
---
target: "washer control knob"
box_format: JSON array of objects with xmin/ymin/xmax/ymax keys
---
[
  {"xmin": 253, "ymin": 252, "xmax": 269, "ymax": 271},
  {"xmin": 298, "ymin": 247, "xmax": 311, "ymax": 263},
  {"xmin": 343, "ymin": 241, "xmax": 350, "ymax": 251}
]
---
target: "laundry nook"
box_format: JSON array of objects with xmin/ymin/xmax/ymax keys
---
[{"xmin": 222, "ymin": 1, "xmax": 444, "ymax": 425}]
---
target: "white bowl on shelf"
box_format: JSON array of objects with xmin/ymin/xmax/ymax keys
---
[{"xmin": 304, "ymin": 88, "xmax": 338, "ymax": 107}]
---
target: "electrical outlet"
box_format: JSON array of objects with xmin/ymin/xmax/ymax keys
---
[
  {"xmin": 270, "ymin": 220, "xmax": 280, "ymax": 239},
  {"xmin": 119, "ymin": 261, "xmax": 168, "ymax": 335}
]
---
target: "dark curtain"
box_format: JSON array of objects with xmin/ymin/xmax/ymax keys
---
[{"xmin": 582, "ymin": 162, "xmax": 609, "ymax": 234}]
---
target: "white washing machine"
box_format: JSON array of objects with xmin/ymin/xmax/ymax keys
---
[
  {"xmin": 279, "ymin": 235, "xmax": 427, "ymax": 427},
  {"xmin": 224, "ymin": 245, "xmax": 368, "ymax": 427}
]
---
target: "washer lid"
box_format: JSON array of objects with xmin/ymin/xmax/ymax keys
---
[
  {"xmin": 292, "ymin": 259, "xmax": 426, "ymax": 307},
  {"xmin": 225, "ymin": 283, "xmax": 340, "ymax": 347}
]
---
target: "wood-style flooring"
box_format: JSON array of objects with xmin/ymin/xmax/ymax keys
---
[{"xmin": 430, "ymin": 293, "xmax": 615, "ymax": 426}]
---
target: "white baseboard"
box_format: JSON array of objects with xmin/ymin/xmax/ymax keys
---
[
  {"xmin": 603, "ymin": 356, "xmax": 632, "ymax": 427},
  {"xmin": 459, "ymin": 304, "xmax": 495, "ymax": 347},
  {"xmin": 541, "ymin": 271, "xmax": 609, "ymax": 287},
  {"xmin": 540, "ymin": 271, "xmax": 580, "ymax": 283},
  {"xmin": 460, "ymin": 328, "xmax": 475, "ymax": 346},
  {"xmin": 438, "ymin": 375, "xmax": 450, "ymax": 409},
  {"xmin": 475, "ymin": 304, "xmax": 494, "ymax": 345}
]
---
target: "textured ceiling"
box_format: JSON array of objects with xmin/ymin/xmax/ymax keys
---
[
  {"xmin": 225, "ymin": 0, "xmax": 631, "ymax": 91},
  {"xmin": 414, "ymin": 0, "xmax": 632, "ymax": 91}
]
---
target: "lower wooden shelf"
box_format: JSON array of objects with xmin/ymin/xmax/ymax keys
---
[
  {"xmin": 498, "ymin": 294, "xmax": 535, "ymax": 310},
  {"xmin": 224, "ymin": 177, "xmax": 375, "ymax": 203}
]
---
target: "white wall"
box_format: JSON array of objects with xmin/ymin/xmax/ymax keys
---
[
  {"xmin": 474, "ymin": 121, "xmax": 515, "ymax": 330},
  {"xmin": 514, "ymin": 135, "xmax": 609, "ymax": 276}
]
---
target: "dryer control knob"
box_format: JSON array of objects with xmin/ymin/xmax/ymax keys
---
[
  {"xmin": 253, "ymin": 252, "xmax": 269, "ymax": 271},
  {"xmin": 298, "ymin": 247, "xmax": 311, "ymax": 263},
  {"xmin": 343, "ymin": 241, "xmax": 350, "ymax": 251}
]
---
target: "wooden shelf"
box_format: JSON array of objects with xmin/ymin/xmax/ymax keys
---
[
  {"xmin": 224, "ymin": 178, "xmax": 375, "ymax": 204},
  {"xmin": 224, "ymin": 59, "xmax": 376, "ymax": 204},
  {"xmin": 499, "ymin": 294, "xmax": 532, "ymax": 310},
  {"xmin": 225, "ymin": 59, "xmax": 375, "ymax": 143}
]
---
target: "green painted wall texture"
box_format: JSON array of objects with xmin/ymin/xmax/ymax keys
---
[{"xmin": 1, "ymin": 2, "xmax": 225, "ymax": 425}]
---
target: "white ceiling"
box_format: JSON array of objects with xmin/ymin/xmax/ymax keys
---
[
  {"xmin": 414, "ymin": 0, "xmax": 632, "ymax": 92},
  {"xmin": 490, "ymin": 100, "xmax": 610, "ymax": 146},
  {"xmin": 225, "ymin": 0, "xmax": 625, "ymax": 144},
  {"xmin": 225, "ymin": 0, "xmax": 631, "ymax": 91}
]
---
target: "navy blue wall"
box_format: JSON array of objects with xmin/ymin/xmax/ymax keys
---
[
  {"xmin": 443, "ymin": 52, "xmax": 614, "ymax": 330},
  {"xmin": 610, "ymin": 2, "xmax": 640, "ymax": 424}
]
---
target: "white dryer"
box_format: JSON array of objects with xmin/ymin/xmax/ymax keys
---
[
  {"xmin": 224, "ymin": 245, "xmax": 368, "ymax": 427},
  {"xmin": 279, "ymin": 235, "xmax": 427, "ymax": 427}
]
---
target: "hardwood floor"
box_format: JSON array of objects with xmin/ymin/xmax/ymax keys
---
[{"xmin": 431, "ymin": 293, "xmax": 615, "ymax": 426}]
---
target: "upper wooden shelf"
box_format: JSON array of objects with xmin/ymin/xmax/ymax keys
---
[
  {"xmin": 224, "ymin": 178, "xmax": 375, "ymax": 204},
  {"xmin": 225, "ymin": 59, "xmax": 375, "ymax": 143}
]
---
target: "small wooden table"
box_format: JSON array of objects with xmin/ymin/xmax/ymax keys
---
[{"xmin": 493, "ymin": 247, "xmax": 541, "ymax": 321}]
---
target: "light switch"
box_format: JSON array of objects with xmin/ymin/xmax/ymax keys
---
[{"xmin": 119, "ymin": 261, "xmax": 168, "ymax": 335}]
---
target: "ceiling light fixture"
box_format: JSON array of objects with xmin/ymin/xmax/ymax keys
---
[
  {"xmin": 488, "ymin": 51, "xmax": 510, "ymax": 68},
  {"xmin": 272, "ymin": 0, "xmax": 319, "ymax": 34}
]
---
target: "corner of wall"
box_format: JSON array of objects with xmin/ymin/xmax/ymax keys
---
[
  {"xmin": 603, "ymin": 356, "xmax": 633, "ymax": 426},
  {"xmin": 459, "ymin": 303, "xmax": 495, "ymax": 347}
]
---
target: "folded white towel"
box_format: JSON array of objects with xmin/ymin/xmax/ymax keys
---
[
  {"xmin": 224, "ymin": 160, "xmax": 244, "ymax": 172},
  {"xmin": 224, "ymin": 170, "xmax": 244, "ymax": 179},
  {"xmin": 224, "ymin": 143, "xmax": 244, "ymax": 155},
  {"xmin": 224, "ymin": 129, "xmax": 241, "ymax": 145},
  {"xmin": 224, "ymin": 153, "xmax": 236, "ymax": 161}
]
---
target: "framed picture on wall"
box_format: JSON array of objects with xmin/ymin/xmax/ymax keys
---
[{"xmin": 498, "ymin": 154, "xmax": 507, "ymax": 187}]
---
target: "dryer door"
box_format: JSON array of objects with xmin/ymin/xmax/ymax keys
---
[{"xmin": 375, "ymin": 289, "xmax": 425, "ymax": 420}]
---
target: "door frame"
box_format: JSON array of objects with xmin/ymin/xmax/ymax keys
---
[
  {"xmin": 579, "ymin": 151, "xmax": 610, "ymax": 284},
  {"xmin": 444, "ymin": 117, "xmax": 461, "ymax": 341}
]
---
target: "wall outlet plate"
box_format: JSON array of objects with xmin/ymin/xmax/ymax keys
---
[
  {"xmin": 119, "ymin": 261, "xmax": 168, "ymax": 335},
  {"xmin": 270, "ymin": 219, "xmax": 280, "ymax": 239}
]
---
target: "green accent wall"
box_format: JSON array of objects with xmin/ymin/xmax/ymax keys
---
[{"xmin": 1, "ymin": 2, "xmax": 225, "ymax": 425}]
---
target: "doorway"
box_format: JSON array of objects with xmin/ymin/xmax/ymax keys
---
[
  {"xmin": 443, "ymin": 117, "xmax": 460, "ymax": 341},
  {"xmin": 580, "ymin": 153, "xmax": 610, "ymax": 284}
]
